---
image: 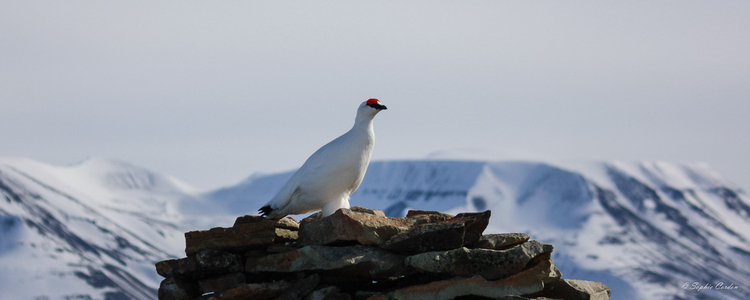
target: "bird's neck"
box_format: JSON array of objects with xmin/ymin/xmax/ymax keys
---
[{"xmin": 352, "ymin": 114, "xmax": 375, "ymax": 136}]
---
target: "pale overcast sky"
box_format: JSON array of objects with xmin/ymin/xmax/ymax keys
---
[{"xmin": 2, "ymin": 1, "xmax": 749, "ymax": 191}]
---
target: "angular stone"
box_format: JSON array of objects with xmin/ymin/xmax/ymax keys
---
[
  {"xmin": 405, "ymin": 240, "xmax": 554, "ymax": 280},
  {"xmin": 391, "ymin": 259, "xmax": 561, "ymax": 300},
  {"xmin": 156, "ymin": 258, "xmax": 186, "ymax": 278},
  {"xmin": 277, "ymin": 273, "xmax": 321, "ymax": 300},
  {"xmin": 405, "ymin": 210, "xmax": 453, "ymax": 218},
  {"xmin": 453, "ymin": 211, "xmax": 492, "ymax": 245},
  {"xmin": 156, "ymin": 249, "xmax": 243, "ymax": 280},
  {"xmin": 349, "ymin": 206, "xmax": 387, "ymax": 215},
  {"xmin": 405, "ymin": 210, "xmax": 454, "ymax": 225},
  {"xmin": 185, "ymin": 222, "xmax": 297, "ymax": 255},
  {"xmin": 565, "ymin": 280, "xmax": 611, "ymax": 300},
  {"xmin": 475, "ymin": 233, "xmax": 530, "ymax": 250},
  {"xmin": 380, "ymin": 221, "xmax": 464, "ymax": 253},
  {"xmin": 207, "ymin": 281, "xmax": 294, "ymax": 300},
  {"xmin": 533, "ymin": 279, "xmax": 611, "ymax": 300},
  {"xmin": 232, "ymin": 215, "xmax": 269, "ymax": 226},
  {"xmin": 158, "ymin": 277, "xmax": 199, "ymax": 300},
  {"xmin": 275, "ymin": 217, "xmax": 301, "ymax": 230},
  {"xmin": 304, "ymin": 286, "xmax": 352, "ymax": 300},
  {"xmin": 297, "ymin": 207, "xmax": 411, "ymax": 247},
  {"xmin": 246, "ymin": 245, "xmax": 407, "ymax": 280},
  {"xmin": 195, "ymin": 249, "xmax": 245, "ymax": 274},
  {"xmin": 381, "ymin": 210, "xmax": 491, "ymax": 253},
  {"xmin": 199, "ymin": 273, "xmax": 245, "ymax": 294},
  {"xmin": 234, "ymin": 215, "xmax": 300, "ymax": 231}
]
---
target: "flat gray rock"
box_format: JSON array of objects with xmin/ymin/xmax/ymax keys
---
[
  {"xmin": 246, "ymin": 245, "xmax": 407, "ymax": 280},
  {"xmin": 405, "ymin": 240, "xmax": 553, "ymax": 280},
  {"xmin": 475, "ymin": 233, "xmax": 530, "ymax": 250}
]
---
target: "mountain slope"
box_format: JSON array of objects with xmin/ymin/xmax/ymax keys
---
[
  {"xmin": 203, "ymin": 159, "xmax": 750, "ymax": 300},
  {"xmin": 3, "ymin": 157, "xmax": 749, "ymax": 300},
  {"xmin": 0, "ymin": 157, "xmax": 193, "ymax": 300}
]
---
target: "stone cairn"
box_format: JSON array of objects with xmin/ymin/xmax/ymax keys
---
[{"xmin": 156, "ymin": 207, "xmax": 611, "ymax": 300}]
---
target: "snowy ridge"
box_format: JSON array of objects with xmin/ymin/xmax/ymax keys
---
[
  {"xmin": 0, "ymin": 157, "xmax": 194, "ymax": 300},
  {"xmin": 2, "ymin": 156, "xmax": 750, "ymax": 299},
  {"xmin": 203, "ymin": 159, "xmax": 750, "ymax": 300}
]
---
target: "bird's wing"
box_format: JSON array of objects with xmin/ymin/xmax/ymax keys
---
[
  {"xmin": 295, "ymin": 132, "xmax": 353, "ymax": 174},
  {"xmin": 266, "ymin": 171, "xmax": 301, "ymax": 211}
]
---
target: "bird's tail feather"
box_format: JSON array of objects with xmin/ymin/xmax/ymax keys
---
[{"xmin": 258, "ymin": 205, "xmax": 273, "ymax": 218}]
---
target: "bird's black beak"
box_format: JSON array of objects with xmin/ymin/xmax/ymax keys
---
[{"xmin": 368, "ymin": 103, "xmax": 388, "ymax": 110}]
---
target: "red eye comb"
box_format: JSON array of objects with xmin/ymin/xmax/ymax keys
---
[{"xmin": 367, "ymin": 98, "xmax": 379, "ymax": 105}]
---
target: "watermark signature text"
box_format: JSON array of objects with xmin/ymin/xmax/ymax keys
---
[{"xmin": 682, "ymin": 282, "xmax": 739, "ymax": 291}]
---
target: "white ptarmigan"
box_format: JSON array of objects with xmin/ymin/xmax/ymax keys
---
[{"xmin": 258, "ymin": 99, "xmax": 388, "ymax": 219}]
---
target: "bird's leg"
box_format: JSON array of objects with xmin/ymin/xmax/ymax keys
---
[{"xmin": 322, "ymin": 195, "xmax": 351, "ymax": 217}]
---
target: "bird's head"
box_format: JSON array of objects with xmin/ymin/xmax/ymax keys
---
[
  {"xmin": 365, "ymin": 98, "xmax": 388, "ymax": 111},
  {"xmin": 356, "ymin": 98, "xmax": 387, "ymax": 121}
]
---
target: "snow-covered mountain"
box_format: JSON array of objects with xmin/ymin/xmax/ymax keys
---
[
  {"xmin": 0, "ymin": 157, "xmax": 194, "ymax": 300},
  {"xmin": 3, "ymin": 156, "xmax": 750, "ymax": 300},
  {"xmin": 204, "ymin": 159, "xmax": 750, "ymax": 300}
]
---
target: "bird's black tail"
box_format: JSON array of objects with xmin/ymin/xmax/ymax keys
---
[{"xmin": 258, "ymin": 205, "xmax": 273, "ymax": 218}]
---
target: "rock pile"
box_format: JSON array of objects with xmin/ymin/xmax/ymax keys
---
[{"xmin": 156, "ymin": 207, "xmax": 611, "ymax": 300}]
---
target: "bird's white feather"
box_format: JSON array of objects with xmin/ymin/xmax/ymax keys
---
[{"xmin": 260, "ymin": 100, "xmax": 386, "ymax": 218}]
